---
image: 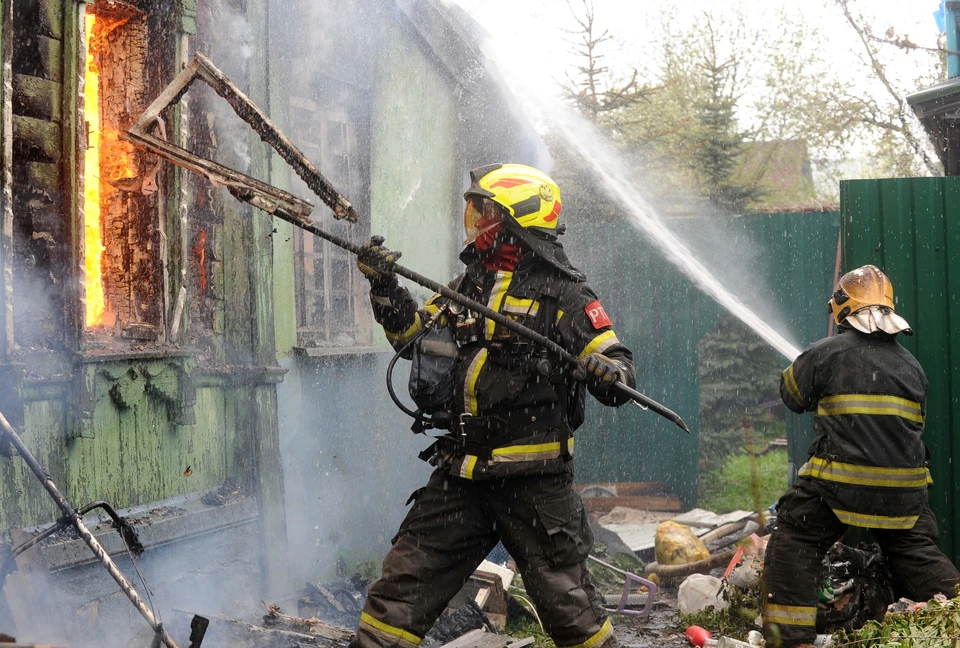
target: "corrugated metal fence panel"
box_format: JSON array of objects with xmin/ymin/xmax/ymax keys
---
[
  {"xmin": 570, "ymin": 212, "xmax": 840, "ymax": 507},
  {"xmin": 569, "ymin": 222, "xmax": 702, "ymax": 507},
  {"xmin": 747, "ymin": 212, "xmax": 842, "ymax": 479},
  {"xmin": 841, "ymin": 177, "xmax": 960, "ymax": 563}
]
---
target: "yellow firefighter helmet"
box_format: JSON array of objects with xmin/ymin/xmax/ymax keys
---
[
  {"xmin": 828, "ymin": 265, "xmax": 896, "ymax": 326},
  {"xmin": 463, "ymin": 164, "xmax": 562, "ymax": 243}
]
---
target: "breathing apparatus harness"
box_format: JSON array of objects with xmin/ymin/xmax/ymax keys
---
[
  {"xmin": 385, "ymin": 302, "xmax": 457, "ymax": 434},
  {"xmin": 384, "ymin": 251, "xmax": 583, "ymax": 444}
]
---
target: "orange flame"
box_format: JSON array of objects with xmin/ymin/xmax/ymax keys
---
[
  {"xmin": 83, "ymin": 12, "xmax": 106, "ymax": 328},
  {"xmin": 83, "ymin": 11, "xmax": 139, "ymax": 330},
  {"xmin": 193, "ymin": 229, "xmax": 207, "ymax": 297}
]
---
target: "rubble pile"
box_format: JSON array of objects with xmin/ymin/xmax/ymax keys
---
[
  {"xmin": 299, "ymin": 574, "xmax": 368, "ymax": 629},
  {"xmin": 834, "ymin": 593, "xmax": 960, "ymax": 647}
]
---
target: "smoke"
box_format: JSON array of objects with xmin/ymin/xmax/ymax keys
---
[{"xmin": 198, "ymin": 4, "xmax": 254, "ymax": 172}]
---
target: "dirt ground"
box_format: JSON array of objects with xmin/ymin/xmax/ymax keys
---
[{"xmin": 615, "ymin": 589, "xmax": 690, "ymax": 648}]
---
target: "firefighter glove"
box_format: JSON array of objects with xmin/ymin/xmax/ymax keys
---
[
  {"xmin": 357, "ymin": 235, "xmax": 402, "ymax": 281},
  {"xmin": 579, "ymin": 353, "xmax": 626, "ymax": 391}
]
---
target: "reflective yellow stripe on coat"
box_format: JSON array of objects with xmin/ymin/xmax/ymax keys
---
[
  {"xmin": 816, "ymin": 393, "xmax": 924, "ymax": 423},
  {"xmin": 485, "ymin": 271, "xmax": 513, "ymax": 340},
  {"xmin": 462, "ymin": 349, "xmax": 489, "ymax": 416},
  {"xmin": 460, "ymin": 455, "xmax": 479, "ymax": 480},
  {"xmin": 832, "ymin": 508, "xmax": 919, "ymax": 530},
  {"xmin": 385, "ymin": 312, "xmax": 422, "ymax": 345},
  {"xmin": 568, "ymin": 618, "xmax": 613, "ymax": 648},
  {"xmin": 764, "ymin": 604, "xmax": 817, "ymax": 627},
  {"xmin": 359, "ymin": 612, "xmax": 422, "ymax": 647},
  {"xmin": 781, "ymin": 365, "xmax": 808, "ymax": 407},
  {"xmin": 503, "ymin": 296, "xmax": 539, "ymax": 318},
  {"xmin": 798, "ymin": 456, "xmax": 930, "ymax": 488},
  {"xmin": 491, "ymin": 438, "xmax": 575, "ymax": 463},
  {"xmin": 579, "ymin": 330, "xmax": 620, "ymax": 359}
]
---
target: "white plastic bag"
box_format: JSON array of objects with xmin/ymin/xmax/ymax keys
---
[{"xmin": 678, "ymin": 573, "xmax": 728, "ymax": 615}]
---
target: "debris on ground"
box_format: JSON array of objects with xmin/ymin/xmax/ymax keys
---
[
  {"xmin": 424, "ymin": 600, "xmax": 499, "ymax": 645},
  {"xmin": 655, "ymin": 521, "xmax": 711, "ymax": 566},
  {"xmin": 833, "ymin": 593, "xmax": 960, "ymax": 647},
  {"xmin": 816, "ymin": 542, "xmax": 894, "ymax": 634},
  {"xmin": 423, "ymin": 560, "xmax": 537, "ymax": 646},
  {"xmin": 262, "ymin": 602, "xmax": 354, "ymax": 641},
  {"xmin": 169, "ymin": 609, "xmax": 350, "ymax": 647},
  {"xmin": 678, "ymin": 574, "xmax": 727, "ymax": 616},
  {"xmin": 597, "ymin": 505, "xmax": 756, "ymax": 561},
  {"xmin": 298, "ymin": 559, "xmax": 371, "ymax": 628},
  {"xmin": 434, "ymin": 627, "xmax": 534, "ymax": 648},
  {"xmin": 675, "ymin": 533, "xmax": 767, "ymax": 640},
  {"xmin": 576, "ymin": 482, "xmax": 683, "ymax": 515},
  {"xmin": 446, "ymin": 560, "xmax": 514, "ymax": 630}
]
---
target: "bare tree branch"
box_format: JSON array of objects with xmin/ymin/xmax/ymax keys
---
[{"xmin": 834, "ymin": 0, "xmax": 941, "ymax": 175}]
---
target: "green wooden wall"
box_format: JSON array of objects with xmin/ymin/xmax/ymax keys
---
[
  {"xmin": 841, "ymin": 177, "xmax": 960, "ymax": 564},
  {"xmin": 267, "ymin": 0, "xmax": 461, "ymax": 581},
  {"xmin": 369, "ymin": 21, "xmax": 459, "ymax": 297},
  {"xmin": 0, "ymin": 2, "xmax": 291, "ymax": 600}
]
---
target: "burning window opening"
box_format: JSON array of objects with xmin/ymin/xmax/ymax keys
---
[{"xmin": 82, "ymin": 3, "xmax": 164, "ymax": 341}]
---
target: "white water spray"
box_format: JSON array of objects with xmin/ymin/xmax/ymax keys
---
[{"xmin": 472, "ymin": 28, "xmax": 802, "ymax": 362}]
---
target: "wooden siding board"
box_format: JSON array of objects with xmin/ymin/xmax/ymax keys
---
[
  {"xmin": 0, "ymin": 400, "xmax": 65, "ymax": 530},
  {"xmin": 161, "ymin": 387, "xmax": 228, "ymax": 496},
  {"xmin": 37, "ymin": 35, "xmax": 61, "ymax": 83},
  {"xmin": 12, "ymin": 114, "xmax": 60, "ymax": 162},
  {"xmin": 36, "ymin": 0, "xmax": 63, "ymax": 40},
  {"xmin": 12, "ymin": 74, "xmax": 61, "ymax": 121}
]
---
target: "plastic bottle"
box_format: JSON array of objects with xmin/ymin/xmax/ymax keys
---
[
  {"xmin": 717, "ymin": 638, "xmax": 755, "ymax": 648},
  {"xmin": 685, "ymin": 625, "xmax": 713, "ymax": 647}
]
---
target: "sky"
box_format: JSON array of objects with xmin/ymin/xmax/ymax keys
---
[{"xmin": 458, "ymin": 0, "xmax": 943, "ymax": 114}]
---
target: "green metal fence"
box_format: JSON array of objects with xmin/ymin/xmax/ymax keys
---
[
  {"xmin": 567, "ymin": 211, "xmax": 840, "ymax": 507},
  {"xmin": 842, "ymin": 177, "xmax": 960, "ymax": 563}
]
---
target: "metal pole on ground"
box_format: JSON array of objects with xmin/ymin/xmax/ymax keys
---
[{"xmin": 0, "ymin": 410, "xmax": 180, "ymax": 648}]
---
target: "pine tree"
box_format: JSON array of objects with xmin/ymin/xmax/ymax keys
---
[
  {"xmin": 691, "ymin": 36, "xmax": 764, "ymax": 214},
  {"xmin": 697, "ymin": 314, "xmax": 784, "ymax": 474}
]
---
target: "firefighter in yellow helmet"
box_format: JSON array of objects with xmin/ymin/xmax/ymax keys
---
[
  {"xmin": 352, "ymin": 164, "xmax": 635, "ymax": 648},
  {"xmin": 763, "ymin": 265, "xmax": 960, "ymax": 647}
]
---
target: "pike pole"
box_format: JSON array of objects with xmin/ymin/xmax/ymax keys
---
[
  {"xmin": 270, "ymin": 207, "xmax": 690, "ymax": 434},
  {"xmin": 126, "ymin": 51, "xmax": 688, "ymax": 434},
  {"xmin": 0, "ymin": 410, "xmax": 180, "ymax": 648}
]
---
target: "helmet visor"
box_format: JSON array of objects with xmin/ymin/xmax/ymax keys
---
[{"xmin": 464, "ymin": 197, "xmax": 504, "ymax": 245}]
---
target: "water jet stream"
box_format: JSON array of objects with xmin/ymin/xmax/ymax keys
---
[{"xmin": 475, "ymin": 36, "xmax": 803, "ymax": 362}]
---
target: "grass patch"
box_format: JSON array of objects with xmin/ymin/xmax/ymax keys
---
[
  {"xmin": 504, "ymin": 613, "xmax": 555, "ymax": 648},
  {"xmin": 699, "ymin": 448, "xmax": 789, "ymax": 514}
]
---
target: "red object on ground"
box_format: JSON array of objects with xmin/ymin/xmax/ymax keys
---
[{"xmin": 685, "ymin": 625, "xmax": 712, "ymax": 647}]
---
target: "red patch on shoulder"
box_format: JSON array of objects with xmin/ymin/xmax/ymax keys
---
[{"xmin": 585, "ymin": 300, "xmax": 612, "ymax": 329}]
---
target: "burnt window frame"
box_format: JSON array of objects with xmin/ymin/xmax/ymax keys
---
[
  {"xmin": 0, "ymin": 0, "xmax": 12, "ymax": 361},
  {"xmin": 288, "ymin": 76, "xmax": 372, "ymax": 351},
  {"xmin": 74, "ymin": 0, "xmax": 182, "ymax": 352}
]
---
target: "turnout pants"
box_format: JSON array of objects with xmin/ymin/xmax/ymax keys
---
[
  {"xmin": 763, "ymin": 482, "xmax": 960, "ymax": 648},
  {"xmin": 351, "ymin": 469, "xmax": 617, "ymax": 648}
]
